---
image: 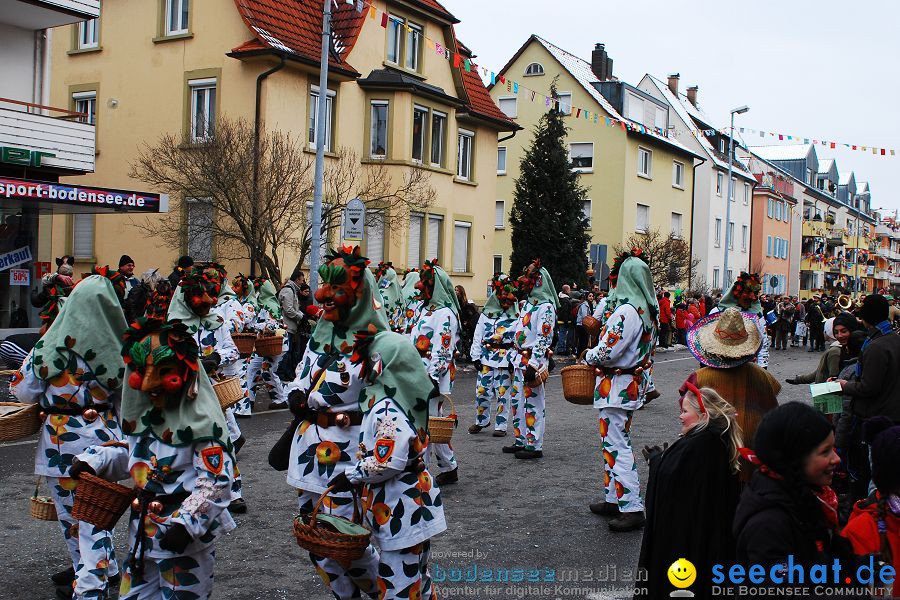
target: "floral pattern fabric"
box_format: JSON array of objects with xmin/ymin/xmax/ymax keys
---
[
  {"xmin": 118, "ymin": 544, "xmax": 215, "ymax": 600},
  {"xmin": 507, "ymin": 301, "xmax": 555, "ymax": 372},
  {"xmin": 407, "ymin": 302, "xmax": 459, "ymax": 395},
  {"xmin": 474, "ymin": 365, "xmax": 512, "ymax": 431},
  {"xmin": 585, "ymin": 303, "xmax": 655, "ymax": 411},
  {"xmin": 469, "ymin": 313, "xmax": 517, "ymax": 368},
  {"xmin": 246, "ymin": 307, "xmax": 288, "ymax": 407},
  {"xmin": 598, "ymin": 407, "xmax": 643, "ymax": 513}
]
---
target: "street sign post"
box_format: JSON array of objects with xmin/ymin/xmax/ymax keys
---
[{"xmin": 343, "ymin": 198, "xmax": 366, "ymax": 242}]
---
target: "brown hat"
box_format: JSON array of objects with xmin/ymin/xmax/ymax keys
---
[{"xmin": 687, "ymin": 308, "xmax": 762, "ymax": 368}]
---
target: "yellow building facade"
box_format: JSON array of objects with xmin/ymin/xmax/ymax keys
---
[
  {"xmin": 48, "ymin": 0, "xmax": 514, "ymax": 302},
  {"xmin": 490, "ymin": 36, "xmax": 698, "ymax": 285}
]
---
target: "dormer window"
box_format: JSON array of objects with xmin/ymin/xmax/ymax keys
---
[
  {"xmin": 719, "ymin": 139, "xmax": 726, "ymax": 154},
  {"xmin": 524, "ymin": 62, "xmax": 544, "ymax": 76}
]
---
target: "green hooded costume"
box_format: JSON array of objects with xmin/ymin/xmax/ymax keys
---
[
  {"xmin": 376, "ymin": 266, "xmax": 403, "ymax": 311},
  {"xmin": 717, "ymin": 273, "xmax": 763, "ymax": 317},
  {"xmin": 527, "ymin": 267, "xmax": 560, "ymax": 310},
  {"xmin": 481, "ymin": 275, "xmax": 518, "ymax": 319},
  {"xmin": 401, "ymin": 271, "xmax": 420, "ymax": 309},
  {"xmin": 119, "ymin": 319, "xmax": 233, "ymax": 453},
  {"xmin": 215, "ymin": 281, "xmax": 237, "ymax": 308},
  {"xmin": 168, "ymin": 286, "xmax": 225, "ymax": 333},
  {"xmin": 30, "ymin": 275, "xmax": 128, "ymax": 390},
  {"xmin": 421, "ymin": 265, "xmax": 461, "ymax": 317},
  {"xmin": 604, "ymin": 256, "xmax": 659, "ymax": 333},
  {"xmin": 256, "ymin": 280, "xmax": 282, "ymax": 319}
]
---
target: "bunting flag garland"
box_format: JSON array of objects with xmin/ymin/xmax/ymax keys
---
[{"xmin": 358, "ymin": 0, "xmax": 894, "ymax": 157}]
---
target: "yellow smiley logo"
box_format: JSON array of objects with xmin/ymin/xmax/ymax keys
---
[{"xmin": 667, "ymin": 558, "xmax": 696, "ymax": 589}]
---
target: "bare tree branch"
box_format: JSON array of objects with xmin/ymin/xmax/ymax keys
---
[{"xmin": 614, "ymin": 229, "xmax": 700, "ymax": 290}]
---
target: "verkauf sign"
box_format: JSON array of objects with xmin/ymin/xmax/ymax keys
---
[
  {"xmin": 0, "ymin": 245, "xmax": 32, "ymax": 271},
  {"xmin": 0, "ymin": 177, "xmax": 168, "ymax": 213}
]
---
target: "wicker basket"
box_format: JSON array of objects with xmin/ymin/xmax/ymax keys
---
[
  {"xmin": 232, "ymin": 333, "xmax": 256, "ymax": 357},
  {"xmin": 582, "ymin": 315, "xmax": 601, "ymax": 337},
  {"xmin": 293, "ymin": 486, "xmax": 371, "ymax": 565},
  {"xmin": 525, "ymin": 366, "xmax": 549, "ymax": 389},
  {"xmin": 71, "ymin": 472, "xmax": 135, "ymax": 530},
  {"xmin": 0, "ymin": 401, "xmax": 41, "ymax": 443},
  {"xmin": 255, "ymin": 335, "xmax": 284, "ymax": 357},
  {"xmin": 560, "ymin": 352, "xmax": 597, "ymax": 405},
  {"xmin": 30, "ymin": 495, "xmax": 57, "ymax": 521},
  {"xmin": 212, "ymin": 377, "xmax": 242, "ymax": 411},
  {"xmin": 428, "ymin": 396, "xmax": 457, "ymax": 444}
]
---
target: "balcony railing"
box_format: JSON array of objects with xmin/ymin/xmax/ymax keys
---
[{"xmin": 0, "ymin": 98, "xmax": 95, "ymax": 173}]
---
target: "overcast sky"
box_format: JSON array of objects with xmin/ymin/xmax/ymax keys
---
[{"xmin": 452, "ymin": 0, "xmax": 900, "ymax": 215}]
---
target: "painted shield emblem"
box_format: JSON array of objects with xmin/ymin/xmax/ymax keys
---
[
  {"xmin": 201, "ymin": 446, "xmax": 224, "ymax": 475},
  {"xmin": 374, "ymin": 438, "xmax": 395, "ymax": 464}
]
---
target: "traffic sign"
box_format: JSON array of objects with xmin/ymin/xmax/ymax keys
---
[{"xmin": 343, "ymin": 198, "xmax": 365, "ymax": 241}]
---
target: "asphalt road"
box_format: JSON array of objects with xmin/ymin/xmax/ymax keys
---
[{"xmin": 0, "ymin": 345, "xmax": 822, "ymax": 600}]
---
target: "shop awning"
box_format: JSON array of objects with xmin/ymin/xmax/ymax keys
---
[{"xmin": 0, "ymin": 176, "xmax": 168, "ymax": 214}]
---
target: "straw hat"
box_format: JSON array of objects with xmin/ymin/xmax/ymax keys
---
[{"xmin": 687, "ymin": 308, "xmax": 762, "ymax": 368}]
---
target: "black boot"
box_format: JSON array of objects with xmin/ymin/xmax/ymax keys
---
[
  {"xmin": 589, "ymin": 502, "xmax": 620, "ymax": 516},
  {"xmin": 514, "ymin": 449, "xmax": 543, "ymax": 460},
  {"xmin": 467, "ymin": 424, "xmax": 485, "ymax": 434},
  {"xmin": 608, "ymin": 511, "xmax": 645, "ymax": 532},
  {"xmin": 51, "ymin": 567, "xmax": 75, "ymax": 586},
  {"xmin": 229, "ymin": 498, "xmax": 248, "ymax": 514},
  {"xmin": 435, "ymin": 468, "xmax": 458, "ymax": 486},
  {"xmin": 502, "ymin": 444, "xmax": 523, "ymax": 454}
]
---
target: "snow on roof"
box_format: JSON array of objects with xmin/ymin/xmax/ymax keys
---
[
  {"xmin": 749, "ymin": 144, "xmax": 812, "ymax": 162},
  {"xmin": 645, "ymin": 74, "xmax": 753, "ymax": 179},
  {"xmin": 839, "ymin": 171, "xmax": 854, "ymax": 186},
  {"xmin": 818, "ymin": 158, "xmax": 835, "ymax": 174},
  {"xmin": 531, "ymin": 38, "xmax": 696, "ymax": 156}
]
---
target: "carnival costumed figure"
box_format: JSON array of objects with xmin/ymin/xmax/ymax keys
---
[
  {"xmin": 71, "ymin": 318, "xmax": 236, "ymax": 599},
  {"xmin": 584, "ymin": 250, "xmax": 658, "ymax": 532},
  {"xmin": 406, "ymin": 261, "xmax": 460, "ymax": 485},
  {"xmin": 400, "ymin": 269, "xmax": 420, "ymax": 336},
  {"xmin": 168, "ymin": 265, "xmax": 247, "ymax": 513},
  {"xmin": 246, "ymin": 279, "xmax": 288, "ymax": 410},
  {"xmin": 709, "ymin": 272, "xmax": 769, "ymax": 369},
  {"xmin": 12, "ymin": 275, "xmax": 127, "ymax": 599},
  {"xmin": 227, "ymin": 273, "xmax": 258, "ymax": 417},
  {"xmin": 468, "ymin": 274, "xmax": 518, "ymax": 436},
  {"xmin": 504, "ymin": 260, "xmax": 558, "ymax": 460},
  {"xmin": 284, "ymin": 247, "xmax": 388, "ymax": 598},
  {"xmin": 375, "ymin": 262, "xmax": 406, "ymax": 334}
]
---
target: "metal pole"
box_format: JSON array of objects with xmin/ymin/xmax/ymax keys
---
[
  {"xmin": 308, "ymin": 0, "xmax": 332, "ymax": 293},
  {"xmin": 854, "ymin": 202, "xmax": 860, "ymax": 297},
  {"xmin": 723, "ymin": 111, "xmax": 735, "ymax": 289}
]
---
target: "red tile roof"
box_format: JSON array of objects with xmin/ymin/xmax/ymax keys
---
[
  {"xmin": 460, "ymin": 67, "xmax": 516, "ymax": 127},
  {"xmin": 231, "ymin": 0, "xmax": 365, "ymax": 75},
  {"xmin": 406, "ymin": 0, "xmax": 458, "ymax": 22}
]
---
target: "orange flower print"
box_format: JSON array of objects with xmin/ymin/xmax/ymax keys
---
[
  {"xmin": 405, "ymin": 309, "xmax": 415, "ymax": 319},
  {"xmin": 372, "ymin": 502, "xmax": 391, "ymax": 526},
  {"xmin": 598, "ymin": 377, "xmax": 612, "ymax": 398},
  {"xmin": 603, "ymin": 469, "xmax": 611, "ymax": 488},
  {"xmin": 598, "ymin": 417, "xmax": 609, "ymax": 438},
  {"xmin": 615, "ymin": 480, "xmax": 625, "ymax": 498},
  {"xmin": 525, "ymin": 413, "xmax": 536, "ymax": 427},
  {"xmin": 625, "ymin": 380, "xmax": 639, "ymax": 401},
  {"xmin": 415, "ymin": 335, "xmax": 431, "ymax": 352},
  {"xmin": 441, "ymin": 334, "xmax": 452, "ymax": 349},
  {"xmin": 522, "ymin": 312, "xmax": 532, "ymax": 326},
  {"xmin": 624, "ymin": 415, "xmax": 633, "ymax": 434},
  {"xmin": 541, "ymin": 323, "xmax": 551, "ymax": 336},
  {"xmin": 315, "ymin": 441, "xmax": 341, "ymax": 465},
  {"xmin": 416, "ymin": 471, "xmax": 432, "ymax": 493},
  {"xmin": 607, "ymin": 332, "xmax": 621, "ymax": 347},
  {"xmin": 603, "ymin": 448, "xmax": 616, "ymax": 468}
]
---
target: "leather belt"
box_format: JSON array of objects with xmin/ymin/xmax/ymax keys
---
[
  {"xmin": 594, "ymin": 360, "xmax": 653, "ymax": 377},
  {"xmin": 40, "ymin": 403, "xmax": 113, "ymax": 418},
  {"xmin": 297, "ymin": 407, "xmax": 362, "ymax": 428},
  {"xmin": 484, "ymin": 342, "xmax": 513, "ymax": 350}
]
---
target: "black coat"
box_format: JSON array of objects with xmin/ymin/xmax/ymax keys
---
[
  {"xmin": 636, "ymin": 426, "xmax": 740, "ymax": 600},
  {"xmin": 843, "ymin": 327, "xmax": 900, "ymax": 422}
]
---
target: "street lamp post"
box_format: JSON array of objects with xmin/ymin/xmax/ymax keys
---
[
  {"xmin": 723, "ymin": 105, "xmax": 749, "ymax": 290},
  {"xmin": 308, "ymin": 0, "xmax": 332, "ymax": 293}
]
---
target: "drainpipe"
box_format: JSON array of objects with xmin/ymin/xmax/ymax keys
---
[
  {"xmin": 498, "ymin": 130, "xmax": 517, "ymax": 144},
  {"xmin": 250, "ymin": 56, "xmax": 286, "ymax": 277}
]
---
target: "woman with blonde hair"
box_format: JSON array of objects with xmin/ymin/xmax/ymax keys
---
[{"xmin": 635, "ymin": 384, "xmax": 743, "ymax": 600}]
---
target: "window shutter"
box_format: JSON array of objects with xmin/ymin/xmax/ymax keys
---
[
  {"xmin": 407, "ymin": 213, "xmax": 423, "ymax": 268},
  {"xmin": 427, "ymin": 215, "xmax": 442, "ymax": 260},
  {"xmin": 366, "ymin": 211, "xmax": 384, "ymax": 264},
  {"xmin": 73, "ymin": 214, "xmax": 94, "ymax": 258},
  {"xmin": 495, "ymin": 201, "xmax": 505, "ymax": 228},
  {"xmin": 452, "ymin": 222, "xmax": 470, "ymax": 273}
]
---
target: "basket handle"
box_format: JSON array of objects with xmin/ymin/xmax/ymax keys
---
[
  {"xmin": 310, "ymin": 484, "xmax": 362, "ymax": 528},
  {"xmin": 578, "ymin": 350, "xmax": 589, "ymax": 364}
]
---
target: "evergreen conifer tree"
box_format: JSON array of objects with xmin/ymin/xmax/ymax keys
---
[{"xmin": 509, "ymin": 84, "xmax": 590, "ymax": 287}]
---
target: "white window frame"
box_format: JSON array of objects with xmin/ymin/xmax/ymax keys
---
[
  {"xmin": 583, "ymin": 199, "xmax": 592, "ymax": 229},
  {"xmin": 456, "ymin": 128, "xmax": 474, "ymax": 181},
  {"xmin": 189, "ymin": 78, "xmax": 216, "ymax": 142},
  {"xmin": 715, "ymin": 218, "xmax": 722, "ymax": 247},
  {"xmin": 497, "ymin": 146, "xmax": 507, "ymax": 175},
  {"xmin": 636, "ymin": 203, "xmax": 650, "ymax": 233},
  {"xmin": 776, "ymin": 202, "xmax": 782, "ymax": 221},
  {"xmin": 730, "ymin": 176, "xmax": 736, "ymax": 201},
  {"xmin": 495, "ymin": 200, "xmax": 505, "ymax": 229},
  {"xmin": 365, "ymin": 210, "xmax": 385, "ymax": 265},
  {"xmin": 523, "ymin": 62, "xmax": 544, "ymax": 76},
  {"xmin": 308, "ymin": 86, "xmax": 335, "ymax": 151},
  {"xmin": 452, "ymin": 221, "xmax": 471, "ymax": 273},
  {"xmin": 386, "ymin": 16, "xmax": 402, "ymax": 64},
  {"xmin": 430, "ymin": 110, "xmax": 446, "ymax": 168},
  {"xmin": 369, "ymin": 100, "xmax": 389, "ymax": 159},
  {"xmin": 728, "ymin": 221, "xmax": 734, "ymax": 250},
  {"xmin": 743, "ymin": 182, "xmax": 750, "ymax": 205},
  {"xmin": 411, "ymin": 105, "xmax": 428, "ymax": 164},
  {"xmin": 72, "ymin": 213, "xmax": 94, "ymax": 259},
  {"xmin": 426, "ymin": 214, "xmax": 443, "ymax": 262},
  {"xmin": 742, "ymin": 224, "xmax": 748, "ymax": 252},
  {"xmin": 556, "ymin": 92, "xmax": 572, "ymax": 116},
  {"xmin": 493, "ymin": 255, "xmax": 502, "ymax": 274},
  {"xmin": 713, "ymin": 268, "xmax": 720, "ymax": 289},
  {"xmin": 671, "ymin": 212, "xmax": 682, "ymax": 239},
  {"xmin": 165, "ymin": 0, "xmax": 190, "ymax": 36},
  {"xmin": 72, "ymin": 91, "xmax": 96, "ymax": 125},
  {"xmin": 638, "ymin": 147, "xmax": 652, "ymax": 178},
  {"xmin": 77, "ymin": 18, "xmax": 99, "ymax": 49},
  {"xmin": 404, "ymin": 22, "xmax": 422, "ymax": 71},
  {"xmin": 407, "ymin": 212, "xmax": 424, "ymax": 268},
  {"xmin": 716, "ymin": 172, "xmax": 724, "ymax": 196},
  {"xmin": 672, "ymin": 161, "xmax": 684, "ymax": 189},
  {"xmin": 498, "ymin": 97, "xmax": 517, "ymax": 119},
  {"xmin": 569, "ymin": 142, "xmax": 593, "ymax": 172},
  {"xmin": 767, "ymin": 198, "xmax": 774, "ymax": 218}
]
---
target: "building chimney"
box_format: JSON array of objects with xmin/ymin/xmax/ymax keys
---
[
  {"xmin": 686, "ymin": 85, "xmax": 698, "ymax": 107},
  {"xmin": 591, "ymin": 44, "xmax": 607, "ymax": 80},
  {"xmin": 667, "ymin": 73, "xmax": 680, "ymax": 95}
]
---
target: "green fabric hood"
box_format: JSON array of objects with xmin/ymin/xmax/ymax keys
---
[
  {"xmin": 257, "ymin": 280, "xmax": 282, "ymax": 319},
  {"xmin": 423, "ymin": 265, "xmax": 460, "ymax": 317},
  {"xmin": 527, "ymin": 267, "xmax": 560, "ymax": 309},
  {"xmin": 717, "ymin": 274, "xmax": 763, "ymax": 317},
  {"xmin": 30, "ymin": 275, "xmax": 127, "ymax": 390},
  {"xmin": 167, "ymin": 286, "xmax": 224, "ymax": 333},
  {"xmin": 309, "ymin": 268, "xmax": 389, "ymax": 355},
  {"xmin": 362, "ymin": 331, "xmax": 435, "ymax": 431},
  {"xmin": 481, "ymin": 275, "xmax": 518, "ymax": 319},
  {"xmin": 605, "ymin": 257, "xmax": 659, "ymax": 332},
  {"xmin": 377, "ymin": 266, "xmax": 403, "ymax": 309},
  {"xmin": 401, "ymin": 271, "xmax": 420, "ymax": 308}
]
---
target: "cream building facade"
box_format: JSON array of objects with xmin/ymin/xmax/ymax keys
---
[
  {"xmin": 490, "ymin": 37, "xmax": 700, "ymax": 287},
  {"xmin": 49, "ymin": 0, "xmax": 515, "ymax": 302}
]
